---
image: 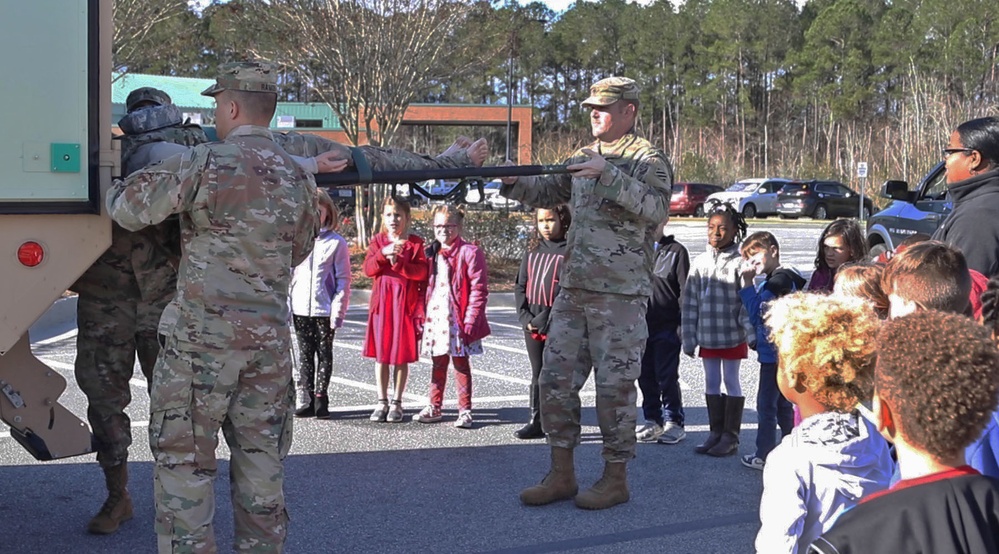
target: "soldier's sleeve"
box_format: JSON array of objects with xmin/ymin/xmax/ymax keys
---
[
  {"xmin": 107, "ymin": 148, "xmax": 208, "ymax": 231},
  {"xmin": 593, "ymin": 151, "xmax": 673, "ymax": 224},
  {"xmin": 499, "ymin": 172, "xmax": 573, "ymax": 209},
  {"xmin": 273, "ymin": 132, "xmax": 351, "ymax": 159},
  {"xmin": 291, "ymin": 179, "xmax": 320, "ymax": 267},
  {"xmin": 273, "ymin": 131, "xmax": 474, "ymax": 170}
]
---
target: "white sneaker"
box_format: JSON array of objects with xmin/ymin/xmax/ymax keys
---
[
  {"xmin": 413, "ymin": 405, "xmax": 442, "ymax": 423},
  {"xmin": 454, "ymin": 410, "xmax": 473, "ymax": 429},
  {"xmin": 636, "ymin": 421, "xmax": 665, "ymax": 442},
  {"xmin": 658, "ymin": 422, "xmax": 687, "ymax": 444}
]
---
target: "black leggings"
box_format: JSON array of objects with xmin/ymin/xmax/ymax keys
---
[
  {"xmin": 524, "ymin": 331, "xmax": 545, "ymax": 419},
  {"xmin": 293, "ymin": 315, "xmax": 334, "ymax": 396}
]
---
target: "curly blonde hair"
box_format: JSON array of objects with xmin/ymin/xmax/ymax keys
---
[{"xmin": 765, "ymin": 293, "xmax": 881, "ymax": 412}]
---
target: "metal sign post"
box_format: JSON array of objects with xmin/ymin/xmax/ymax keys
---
[{"xmin": 857, "ymin": 161, "xmax": 868, "ymax": 223}]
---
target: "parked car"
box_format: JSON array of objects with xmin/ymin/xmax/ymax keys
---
[
  {"xmin": 865, "ymin": 161, "xmax": 949, "ymax": 258},
  {"xmin": 464, "ymin": 179, "xmax": 502, "ymax": 205},
  {"xmin": 776, "ymin": 180, "xmax": 874, "ymax": 220},
  {"xmin": 670, "ymin": 182, "xmax": 724, "ymax": 216},
  {"xmin": 486, "ymin": 193, "xmax": 522, "ymax": 211},
  {"xmin": 705, "ymin": 178, "xmax": 792, "ymax": 218}
]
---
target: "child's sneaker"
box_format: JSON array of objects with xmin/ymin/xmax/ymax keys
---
[
  {"xmin": 413, "ymin": 405, "xmax": 442, "ymax": 423},
  {"xmin": 636, "ymin": 422, "xmax": 665, "ymax": 442},
  {"xmin": 657, "ymin": 422, "xmax": 687, "ymax": 444},
  {"xmin": 741, "ymin": 454, "xmax": 765, "ymax": 470},
  {"xmin": 454, "ymin": 410, "xmax": 473, "ymax": 429}
]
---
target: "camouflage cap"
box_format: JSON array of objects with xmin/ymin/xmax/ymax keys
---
[
  {"xmin": 126, "ymin": 87, "xmax": 171, "ymax": 113},
  {"xmin": 117, "ymin": 104, "xmax": 184, "ymax": 135},
  {"xmin": 580, "ymin": 76, "xmax": 640, "ymax": 108},
  {"xmin": 201, "ymin": 61, "xmax": 279, "ymax": 97}
]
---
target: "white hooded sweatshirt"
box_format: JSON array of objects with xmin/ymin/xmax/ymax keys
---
[{"xmin": 755, "ymin": 410, "xmax": 896, "ymax": 554}]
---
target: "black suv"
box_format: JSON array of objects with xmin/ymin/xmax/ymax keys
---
[
  {"xmin": 776, "ymin": 180, "xmax": 874, "ymax": 220},
  {"xmin": 865, "ymin": 162, "xmax": 949, "ymax": 258}
]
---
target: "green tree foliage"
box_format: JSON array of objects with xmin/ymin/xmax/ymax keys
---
[{"xmin": 115, "ymin": 0, "xmax": 999, "ymax": 191}]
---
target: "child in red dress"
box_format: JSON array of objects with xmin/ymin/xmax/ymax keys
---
[{"xmin": 362, "ymin": 197, "xmax": 429, "ymax": 423}]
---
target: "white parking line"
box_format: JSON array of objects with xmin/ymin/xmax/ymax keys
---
[{"xmin": 32, "ymin": 329, "xmax": 78, "ymax": 345}]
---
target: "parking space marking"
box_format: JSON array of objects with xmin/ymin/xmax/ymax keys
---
[{"xmin": 32, "ymin": 329, "xmax": 78, "ymax": 345}]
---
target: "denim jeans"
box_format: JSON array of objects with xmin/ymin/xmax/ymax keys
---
[
  {"xmin": 756, "ymin": 362, "xmax": 794, "ymax": 460},
  {"xmin": 638, "ymin": 328, "xmax": 684, "ymax": 426}
]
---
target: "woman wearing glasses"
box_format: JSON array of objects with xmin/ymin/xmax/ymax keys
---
[{"xmin": 933, "ymin": 116, "xmax": 999, "ymax": 277}]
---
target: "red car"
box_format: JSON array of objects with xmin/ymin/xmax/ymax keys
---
[{"xmin": 670, "ymin": 182, "xmax": 724, "ymax": 217}]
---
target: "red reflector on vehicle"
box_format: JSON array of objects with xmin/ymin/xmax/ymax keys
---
[{"xmin": 17, "ymin": 241, "xmax": 44, "ymax": 267}]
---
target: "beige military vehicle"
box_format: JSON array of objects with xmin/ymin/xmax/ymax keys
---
[{"xmin": 0, "ymin": 1, "xmax": 115, "ymax": 460}]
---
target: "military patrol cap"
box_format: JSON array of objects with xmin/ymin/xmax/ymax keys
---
[
  {"xmin": 201, "ymin": 61, "xmax": 279, "ymax": 96},
  {"xmin": 126, "ymin": 87, "xmax": 171, "ymax": 113},
  {"xmin": 581, "ymin": 76, "xmax": 640, "ymax": 108}
]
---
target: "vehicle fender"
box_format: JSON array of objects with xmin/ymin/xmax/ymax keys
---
[{"xmin": 866, "ymin": 223, "xmax": 895, "ymax": 251}]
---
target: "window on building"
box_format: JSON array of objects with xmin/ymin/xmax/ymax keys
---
[{"xmin": 296, "ymin": 119, "xmax": 324, "ymax": 128}]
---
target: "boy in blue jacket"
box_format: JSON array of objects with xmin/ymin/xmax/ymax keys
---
[{"xmin": 738, "ymin": 231, "xmax": 805, "ymax": 470}]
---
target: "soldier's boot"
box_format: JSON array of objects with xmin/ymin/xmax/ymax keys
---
[
  {"xmin": 88, "ymin": 463, "xmax": 134, "ymax": 535},
  {"xmin": 519, "ymin": 447, "xmax": 578, "ymax": 506},
  {"xmin": 707, "ymin": 395, "xmax": 745, "ymax": 457},
  {"xmin": 694, "ymin": 394, "xmax": 726, "ymax": 454},
  {"xmin": 574, "ymin": 462, "xmax": 629, "ymax": 510}
]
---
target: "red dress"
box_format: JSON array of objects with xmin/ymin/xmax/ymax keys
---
[{"xmin": 362, "ymin": 233, "xmax": 429, "ymax": 364}]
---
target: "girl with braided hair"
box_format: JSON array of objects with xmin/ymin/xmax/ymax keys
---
[
  {"xmin": 681, "ymin": 201, "xmax": 753, "ymax": 457},
  {"xmin": 968, "ymin": 275, "xmax": 999, "ymax": 478}
]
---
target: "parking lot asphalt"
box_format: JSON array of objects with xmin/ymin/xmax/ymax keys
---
[{"xmin": 1, "ymin": 218, "xmax": 829, "ymax": 553}]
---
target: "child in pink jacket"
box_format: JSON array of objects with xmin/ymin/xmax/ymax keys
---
[{"xmin": 413, "ymin": 205, "xmax": 490, "ymax": 429}]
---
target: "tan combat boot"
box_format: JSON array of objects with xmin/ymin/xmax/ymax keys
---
[
  {"xmin": 574, "ymin": 462, "xmax": 629, "ymax": 510},
  {"xmin": 520, "ymin": 447, "xmax": 578, "ymax": 506},
  {"xmin": 88, "ymin": 463, "xmax": 134, "ymax": 534}
]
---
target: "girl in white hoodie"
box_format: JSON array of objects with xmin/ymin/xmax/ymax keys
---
[
  {"xmin": 756, "ymin": 293, "xmax": 894, "ymax": 554},
  {"xmin": 290, "ymin": 190, "xmax": 351, "ymax": 418}
]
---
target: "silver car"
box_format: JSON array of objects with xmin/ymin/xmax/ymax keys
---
[{"xmin": 705, "ymin": 178, "xmax": 792, "ymax": 218}]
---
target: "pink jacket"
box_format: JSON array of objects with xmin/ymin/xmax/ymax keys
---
[{"xmin": 425, "ymin": 236, "xmax": 491, "ymax": 344}]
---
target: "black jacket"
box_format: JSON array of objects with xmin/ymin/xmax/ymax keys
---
[
  {"xmin": 514, "ymin": 238, "xmax": 567, "ymax": 336},
  {"xmin": 647, "ymin": 235, "xmax": 689, "ymax": 335},
  {"xmin": 933, "ymin": 168, "xmax": 999, "ymax": 277},
  {"xmin": 809, "ymin": 472, "xmax": 999, "ymax": 554}
]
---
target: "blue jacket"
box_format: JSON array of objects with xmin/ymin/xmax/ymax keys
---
[
  {"xmin": 967, "ymin": 409, "xmax": 999, "ymax": 479},
  {"xmin": 739, "ymin": 267, "xmax": 806, "ymax": 364}
]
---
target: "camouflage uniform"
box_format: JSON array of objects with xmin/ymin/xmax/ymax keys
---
[
  {"xmin": 500, "ymin": 78, "xmax": 673, "ymax": 463},
  {"xmin": 72, "ymin": 98, "xmax": 207, "ymax": 473},
  {"xmin": 107, "ymin": 62, "xmax": 319, "ymax": 554},
  {"xmin": 272, "ymin": 131, "xmax": 476, "ymax": 172}
]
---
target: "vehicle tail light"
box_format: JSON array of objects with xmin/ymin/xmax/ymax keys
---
[{"xmin": 17, "ymin": 241, "xmax": 44, "ymax": 267}]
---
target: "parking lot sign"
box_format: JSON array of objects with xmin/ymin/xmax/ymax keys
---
[{"xmin": 857, "ymin": 162, "xmax": 868, "ymax": 178}]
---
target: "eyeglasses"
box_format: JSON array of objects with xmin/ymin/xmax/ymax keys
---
[
  {"xmin": 942, "ymin": 147, "xmax": 975, "ymax": 159},
  {"xmin": 433, "ymin": 224, "xmax": 458, "ymax": 230}
]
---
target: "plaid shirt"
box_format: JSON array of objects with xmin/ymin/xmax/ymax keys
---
[{"xmin": 681, "ymin": 242, "xmax": 751, "ymax": 352}]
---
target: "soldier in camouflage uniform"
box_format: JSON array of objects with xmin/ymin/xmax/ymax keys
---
[
  {"xmin": 500, "ymin": 77, "xmax": 673, "ymax": 510},
  {"xmin": 107, "ymin": 61, "xmax": 488, "ymax": 554},
  {"xmin": 71, "ymin": 87, "xmax": 209, "ymax": 535}
]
